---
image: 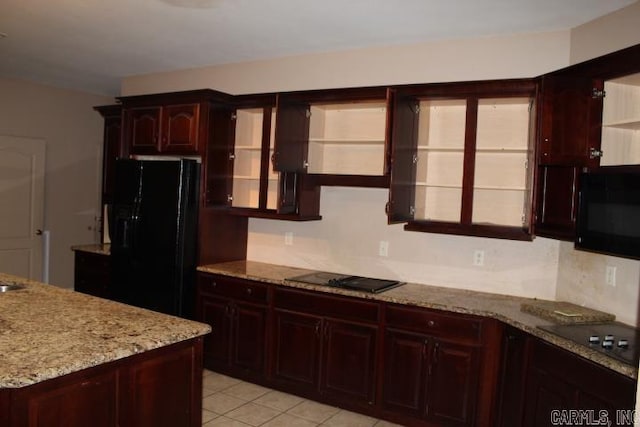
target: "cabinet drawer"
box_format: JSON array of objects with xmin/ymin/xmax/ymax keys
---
[
  {"xmin": 385, "ymin": 304, "xmax": 481, "ymax": 344},
  {"xmin": 198, "ymin": 274, "xmax": 268, "ymax": 304},
  {"xmin": 274, "ymin": 288, "xmax": 379, "ymax": 323}
]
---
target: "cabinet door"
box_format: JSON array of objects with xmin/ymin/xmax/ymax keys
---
[
  {"xmin": 523, "ymin": 367, "xmax": 574, "ymax": 427},
  {"xmin": 102, "ymin": 114, "xmax": 122, "ymax": 204},
  {"xmin": 321, "ymin": 319, "xmax": 378, "ymax": 407},
  {"xmin": 426, "ymin": 341, "xmax": 480, "ymax": 427},
  {"xmin": 539, "ymin": 75, "xmax": 602, "ymax": 166},
  {"xmin": 388, "ymin": 92, "xmax": 419, "ymax": 223},
  {"xmin": 496, "ymin": 327, "xmax": 529, "ymax": 427},
  {"xmin": 231, "ymin": 302, "xmax": 267, "ymax": 376},
  {"xmin": 382, "ymin": 329, "xmax": 429, "ymax": 418},
  {"xmin": 129, "ymin": 107, "xmax": 161, "ymax": 153},
  {"xmin": 198, "ymin": 295, "xmax": 231, "ymax": 370},
  {"xmin": 161, "ymin": 103, "xmax": 200, "ymax": 153},
  {"xmin": 534, "ymin": 164, "xmax": 579, "ymax": 240},
  {"xmin": 273, "ymin": 97, "xmax": 310, "ymax": 172},
  {"xmin": 272, "ymin": 310, "xmax": 322, "ymax": 393},
  {"xmin": 120, "ymin": 343, "xmax": 200, "ymax": 427},
  {"xmin": 11, "ymin": 370, "xmax": 117, "ymax": 427}
]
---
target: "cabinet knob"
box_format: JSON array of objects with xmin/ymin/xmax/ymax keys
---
[
  {"xmin": 227, "ymin": 194, "xmax": 233, "ymax": 203},
  {"xmin": 246, "ymin": 287, "xmax": 253, "ymax": 295},
  {"xmin": 229, "ymin": 153, "xmax": 236, "ymax": 160},
  {"xmin": 303, "ymin": 160, "xmax": 309, "ymax": 169},
  {"xmin": 427, "ymin": 320, "xmax": 435, "ymax": 327},
  {"xmin": 212, "ymin": 281, "xmax": 217, "ymax": 287}
]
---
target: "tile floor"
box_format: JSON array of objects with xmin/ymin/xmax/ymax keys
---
[{"xmin": 201, "ymin": 370, "xmax": 401, "ymax": 426}]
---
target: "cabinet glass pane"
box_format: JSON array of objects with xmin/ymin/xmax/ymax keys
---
[
  {"xmin": 473, "ymin": 98, "xmax": 530, "ymax": 226},
  {"xmin": 414, "ymin": 100, "xmax": 466, "ymax": 221},
  {"xmin": 307, "ymin": 102, "xmax": 386, "ymax": 175},
  {"xmin": 600, "ymin": 73, "xmax": 640, "ymax": 166},
  {"xmin": 233, "ymin": 108, "xmax": 264, "ymax": 208}
]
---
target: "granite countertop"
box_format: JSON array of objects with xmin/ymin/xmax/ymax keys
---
[
  {"xmin": 198, "ymin": 260, "xmax": 638, "ymax": 379},
  {"xmin": 0, "ymin": 273, "xmax": 210, "ymax": 388},
  {"xmin": 71, "ymin": 243, "xmax": 111, "ymax": 256}
]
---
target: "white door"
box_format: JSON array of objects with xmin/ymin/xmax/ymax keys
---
[{"xmin": 0, "ymin": 135, "xmax": 45, "ymax": 280}]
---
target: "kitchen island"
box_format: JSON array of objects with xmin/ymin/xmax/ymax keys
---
[{"xmin": 0, "ymin": 272, "xmax": 210, "ymax": 427}]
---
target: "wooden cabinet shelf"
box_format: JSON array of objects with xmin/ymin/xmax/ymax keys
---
[{"xmin": 600, "ymin": 72, "xmax": 640, "ymax": 166}]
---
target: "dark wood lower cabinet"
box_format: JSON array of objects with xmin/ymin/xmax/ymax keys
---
[
  {"xmin": 196, "ymin": 274, "xmax": 268, "ymax": 381},
  {"xmin": 196, "ymin": 272, "xmax": 638, "ymax": 427},
  {"xmin": 74, "ymin": 250, "xmax": 111, "ymax": 298},
  {"xmin": 6, "ymin": 338, "xmax": 203, "ymax": 427},
  {"xmin": 523, "ymin": 339, "xmax": 636, "ymax": 427},
  {"xmin": 271, "ymin": 307, "xmax": 378, "ymax": 410},
  {"xmin": 381, "ymin": 306, "xmax": 487, "ymax": 427}
]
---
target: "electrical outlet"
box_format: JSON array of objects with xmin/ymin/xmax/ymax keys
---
[
  {"xmin": 284, "ymin": 232, "xmax": 293, "ymax": 246},
  {"xmin": 473, "ymin": 250, "xmax": 485, "ymax": 267},
  {"xmin": 606, "ymin": 265, "xmax": 617, "ymax": 287},
  {"xmin": 379, "ymin": 241, "xmax": 389, "ymax": 257}
]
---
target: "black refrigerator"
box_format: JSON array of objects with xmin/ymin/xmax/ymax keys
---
[{"xmin": 110, "ymin": 158, "xmax": 199, "ymax": 318}]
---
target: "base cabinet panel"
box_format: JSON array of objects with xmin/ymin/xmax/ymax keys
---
[
  {"xmin": 321, "ymin": 319, "xmax": 378, "ymax": 407},
  {"xmin": 7, "ymin": 339, "xmax": 203, "ymax": 427},
  {"xmin": 272, "ymin": 310, "xmax": 322, "ymax": 393},
  {"xmin": 382, "ymin": 330, "xmax": 429, "ymax": 418},
  {"xmin": 522, "ymin": 339, "xmax": 636, "ymax": 427},
  {"xmin": 196, "ymin": 274, "xmax": 268, "ymax": 379},
  {"xmin": 427, "ymin": 342, "xmax": 479, "ymax": 426}
]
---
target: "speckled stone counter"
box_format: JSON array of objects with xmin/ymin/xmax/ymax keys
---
[
  {"xmin": 0, "ymin": 272, "xmax": 210, "ymax": 388},
  {"xmin": 71, "ymin": 243, "xmax": 111, "ymax": 256},
  {"xmin": 198, "ymin": 260, "xmax": 638, "ymax": 379}
]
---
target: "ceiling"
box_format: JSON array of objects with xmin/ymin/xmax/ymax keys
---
[{"xmin": 0, "ymin": 0, "xmax": 636, "ymax": 96}]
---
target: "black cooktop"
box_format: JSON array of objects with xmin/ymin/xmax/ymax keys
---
[
  {"xmin": 538, "ymin": 322, "xmax": 640, "ymax": 366},
  {"xmin": 286, "ymin": 272, "xmax": 403, "ymax": 294}
]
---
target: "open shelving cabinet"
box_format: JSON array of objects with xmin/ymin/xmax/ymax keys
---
[
  {"xmin": 388, "ymin": 80, "xmax": 537, "ymax": 240},
  {"xmin": 228, "ymin": 96, "xmax": 321, "ymax": 220},
  {"xmin": 600, "ymin": 72, "xmax": 640, "ymax": 166},
  {"xmin": 273, "ymin": 87, "xmax": 393, "ymax": 188}
]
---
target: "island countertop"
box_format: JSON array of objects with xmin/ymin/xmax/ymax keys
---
[
  {"xmin": 198, "ymin": 260, "xmax": 638, "ymax": 379},
  {"xmin": 0, "ymin": 272, "xmax": 211, "ymax": 388}
]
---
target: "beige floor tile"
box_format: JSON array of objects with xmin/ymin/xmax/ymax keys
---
[
  {"xmin": 253, "ymin": 390, "xmax": 306, "ymax": 412},
  {"xmin": 202, "ymin": 409, "xmax": 218, "ymax": 424},
  {"xmin": 287, "ymin": 400, "xmax": 340, "ymax": 424},
  {"xmin": 224, "ymin": 402, "xmax": 281, "ymax": 426},
  {"xmin": 203, "ymin": 372, "xmax": 242, "ymax": 393},
  {"xmin": 321, "ymin": 409, "xmax": 378, "ymax": 427},
  {"xmin": 203, "ymin": 392, "xmax": 248, "ymax": 415},
  {"xmin": 203, "ymin": 416, "xmax": 252, "ymax": 426},
  {"xmin": 223, "ymin": 381, "xmax": 271, "ymax": 401},
  {"xmin": 261, "ymin": 413, "xmax": 320, "ymax": 427}
]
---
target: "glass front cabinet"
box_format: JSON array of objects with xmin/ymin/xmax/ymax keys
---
[{"xmin": 388, "ymin": 80, "xmax": 538, "ymax": 240}]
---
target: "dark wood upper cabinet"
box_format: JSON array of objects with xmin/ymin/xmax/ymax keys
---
[
  {"xmin": 94, "ymin": 104, "xmax": 122, "ymax": 205},
  {"xmin": 160, "ymin": 103, "xmax": 201, "ymax": 152},
  {"xmin": 273, "ymin": 96, "xmax": 311, "ymax": 172},
  {"xmin": 534, "ymin": 44, "xmax": 640, "ymax": 240},
  {"xmin": 388, "ymin": 79, "xmax": 538, "ymax": 241},
  {"xmin": 128, "ymin": 107, "xmax": 162, "ymax": 154},
  {"xmin": 225, "ymin": 95, "xmax": 321, "ymax": 220},
  {"xmin": 387, "ymin": 91, "xmax": 419, "ymax": 223},
  {"xmin": 118, "ymin": 89, "xmax": 232, "ymax": 156}
]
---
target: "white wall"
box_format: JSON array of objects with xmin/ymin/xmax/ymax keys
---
[{"xmin": 0, "ymin": 77, "xmax": 111, "ymax": 288}]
